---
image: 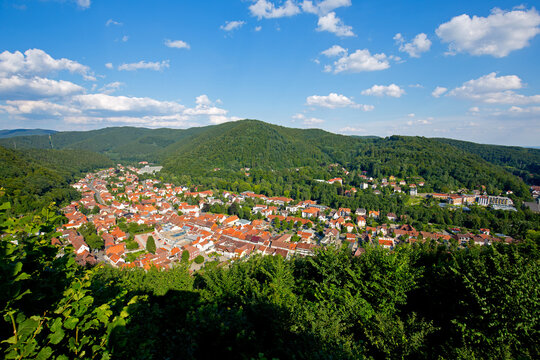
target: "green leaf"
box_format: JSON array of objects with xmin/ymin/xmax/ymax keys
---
[
  {"xmin": 50, "ymin": 317, "xmax": 62, "ymax": 333},
  {"xmin": 36, "ymin": 346, "xmax": 53, "ymax": 360},
  {"xmin": 18, "ymin": 317, "xmax": 40, "ymax": 339},
  {"xmin": 49, "ymin": 328, "xmax": 65, "ymax": 345},
  {"xmin": 0, "ymin": 202, "xmax": 11, "ymax": 210},
  {"xmin": 63, "ymin": 317, "xmax": 79, "ymax": 330},
  {"xmin": 12, "ymin": 262, "xmax": 23, "ymax": 276}
]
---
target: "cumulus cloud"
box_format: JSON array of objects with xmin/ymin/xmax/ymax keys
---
[
  {"xmin": 321, "ymin": 45, "xmax": 347, "ymax": 57},
  {"xmin": 361, "ymin": 84, "xmax": 405, "ymax": 98},
  {"xmin": 249, "ymin": 0, "xmax": 301, "ymax": 19},
  {"xmin": 117, "ymin": 60, "xmax": 170, "ymax": 71},
  {"xmin": 301, "ymin": 0, "xmax": 351, "ymax": 15},
  {"xmin": 0, "ymin": 49, "xmax": 240, "ymax": 128},
  {"xmin": 0, "ymin": 49, "xmax": 95, "ymax": 80},
  {"xmin": 220, "ymin": 20, "xmax": 246, "ymax": 32},
  {"xmin": 121, "ymin": 35, "xmax": 129, "ymax": 42},
  {"xmin": 0, "ymin": 75, "xmax": 85, "ymax": 100},
  {"xmin": 432, "ymin": 86, "xmax": 448, "ymax": 98},
  {"xmin": 0, "ymin": 100, "xmax": 81, "ymax": 116},
  {"xmin": 324, "ymin": 48, "xmax": 390, "ymax": 73},
  {"xmin": 316, "ymin": 12, "xmax": 354, "ymax": 36},
  {"xmin": 436, "ymin": 7, "xmax": 540, "ymax": 57},
  {"xmin": 292, "ymin": 113, "xmax": 324, "ymax": 125},
  {"xmin": 448, "ymin": 72, "xmax": 540, "ymax": 104},
  {"xmin": 306, "ymin": 93, "xmax": 373, "ymax": 110},
  {"xmin": 105, "ymin": 63, "xmax": 113, "ymax": 69},
  {"xmin": 164, "ymin": 39, "xmax": 190, "ymax": 49},
  {"xmin": 72, "ymin": 94, "xmax": 185, "ymax": 114},
  {"xmin": 393, "ymin": 33, "xmax": 431, "ymax": 57}
]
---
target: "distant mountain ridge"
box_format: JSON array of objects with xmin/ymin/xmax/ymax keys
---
[
  {"xmin": 0, "ymin": 129, "xmax": 57, "ymax": 139},
  {"xmin": 0, "ymin": 120, "xmax": 536, "ymax": 195}
]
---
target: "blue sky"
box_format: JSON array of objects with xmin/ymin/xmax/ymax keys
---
[{"xmin": 0, "ymin": 0, "xmax": 539, "ymax": 146}]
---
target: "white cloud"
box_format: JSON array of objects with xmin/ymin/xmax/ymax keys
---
[
  {"xmin": 407, "ymin": 113, "xmax": 415, "ymax": 117},
  {"xmin": 321, "ymin": 45, "xmax": 347, "ymax": 57},
  {"xmin": 436, "ymin": 7, "xmax": 540, "ymax": 57},
  {"xmin": 75, "ymin": 0, "xmax": 90, "ymax": 9},
  {"xmin": 195, "ymin": 94, "xmax": 212, "ymax": 106},
  {"xmin": 0, "ymin": 100, "xmax": 81, "ymax": 116},
  {"xmin": 432, "ymin": 86, "xmax": 448, "ymax": 98},
  {"xmin": 469, "ymin": 106, "xmax": 480, "ymax": 113},
  {"xmin": 303, "ymin": 117, "xmax": 324, "ymax": 125},
  {"xmin": 164, "ymin": 39, "xmax": 190, "ymax": 49},
  {"xmin": 394, "ymin": 32, "xmax": 431, "ymax": 57},
  {"xmin": 184, "ymin": 95, "xmax": 234, "ymax": 121},
  {"xmin": 452, "ymin": 72, "xmax": 522, "ymax": 93},
  {"xmin": 316, "ymin": 12, "xmax": 354, "ymax": 36},
  {"xmin": 72, "ymin": 93, "xmax": 185, "ymax": 114},
  {"xmin": 306, "ymin": 93, "xmax": 373, "ymax": 110},
  {"xmin": 98, "ymin": 81, "xmax": 123, "ymax": 94},
  {"xmin": 339, "ymin": 126, "xmax": 365, "ymax": 133},
  {"xmin": 117, "ymin": 60, "xmax": 170, "ymax": 71},
  {"xmin": 448, "ymin": 72, "xmax": 540, "ymax": 104},
  {"xmin": 220, "ymin": 20, "xmax": 246, "ymax": 32},
  {"xmin": 292, "ymin": 113, "xmax": 324, "ymax": 125},
  {"xmin": 249, "ymin": 0, "xmax": 301, "ymax": 19},
  {"xmin": 255, "ymin": 26, "xmax": 262, "ymax": 31},
  {"xmin": 301, "ymin": 0, "xmax": 351, "ymax": 15},
  {"xmin": 0, "ymin": 49, "xmax": 95, "ymax": 80},
  {"xmin": 105, "ymin": 63, "xmax": 113, "ymax": 69},
  {"xmin": 307, "ymin": 93, "xmax": 355, "ymax": 108},
  {"xmin": 63, "ymin": 114, "xmax": 195, "ymax": 128},
  {"xmin": 407, "ymin": 117, "xmax": 433, "ymax": 126},
  {"xmin": 361, "ymin": 84, "xmax": 405, "ymax": 98},
  {"xmin": 121, "ymin": 35, "xmax": 129, "ymax": 42},
  {"xmin": 0, "ymin": 75, "xmax": 84, "ymax": 99},
  {"xmin": 326, "ymin": 48, "xmax": 390, "ymax": 73},
  {"xmin": 106, "ymin": 19, "xmax": 122, "ymax": 26}
]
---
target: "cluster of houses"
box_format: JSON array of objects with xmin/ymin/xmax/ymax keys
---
[{"xmin": 53, "ymin": 165, "xmax": 518, "ymax": 270}]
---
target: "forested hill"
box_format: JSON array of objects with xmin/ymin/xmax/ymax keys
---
[
  {"xmin": 160, "ymin": 121, "xmax": 531, "ymax": 198},
  {"xmin": 0, "ymin": 146, "xmax": 113, "ymax": 214},
  {"xmin": 434, "ymin": 138, "xmax": 540, "ymax": 185},
  {"xmin": 0, "ymin": 129, "xmax": 56, "ymax": 139},
  {"xmin": 0, "ymin": 120, "xmax": 535, "ymax": 197}
]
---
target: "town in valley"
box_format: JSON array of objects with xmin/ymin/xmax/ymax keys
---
[{"xmin": 59, "ymin": 162, "xmax": 533, "ymax": 270}]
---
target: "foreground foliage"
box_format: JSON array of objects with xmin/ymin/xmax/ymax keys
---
[{"xmin": 1, "ymin": 206, "xmax": 538, "ymax": 359}]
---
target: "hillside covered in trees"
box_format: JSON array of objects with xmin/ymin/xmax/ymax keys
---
[
  {"xmin": 434, "ymin": 138, "xmax": 540, "ymax": 185},
  {"xmin": 0, "ymin": 146, "xmax": 113, "ymax": 214},
  {"xmin": 0, "ymin": 120, "xmax": 535, "ymax": 199}
]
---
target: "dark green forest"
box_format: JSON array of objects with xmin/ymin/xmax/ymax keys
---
[
  {"xmin": 434, "ymin": 138, "xmax": 540, "ymax": 185},
  {"xmin": 1, "ymin": 206, "xmax": 539, "ymax": 359},
  {"xmin": 0, "ymin": 146, "xmax": 113, "ymax": 214}
]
